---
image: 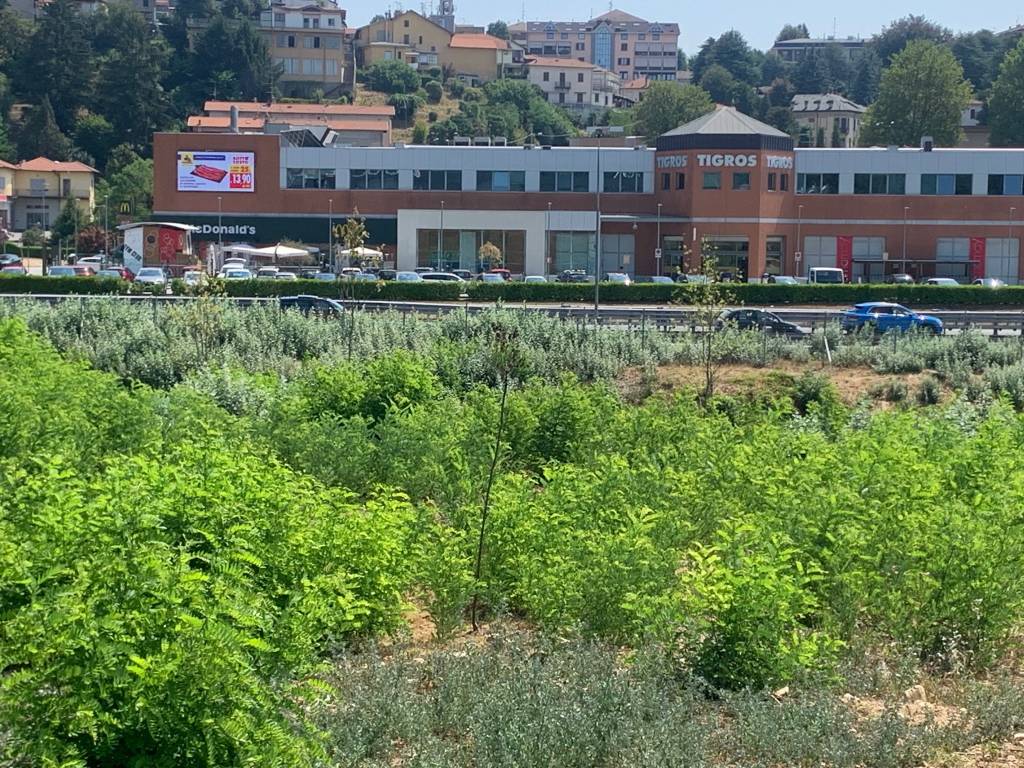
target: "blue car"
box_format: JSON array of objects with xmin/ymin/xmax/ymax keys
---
[{"xmin": 840, "ymin": 302, "xmax": 943, "ymax": 335}]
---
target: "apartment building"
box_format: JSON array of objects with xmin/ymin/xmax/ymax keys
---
[
  {"xmin": 791, "ymin": 93, "xmax": 866, "ymax": 148},
  {"xmin": 0, "ymin": 157, "xmax": 96, "ymax": 232},
  {"xmin": 509, "ymin": 9, "xmax": 679, "ymax": 83},
  {"xmin": 526, "ymin": 58, "xmax": 620, "ymax": 111},
  {"xmin": 769, "ymin": 36, "xmax": 866, "ymax": 63},
  {"xmin": 355, "ymin": 11, "xmax": 518, "ymax": 84},
  {"xmin": 259, "ymin": 0, "xmax": 354, "ymax": 97}
]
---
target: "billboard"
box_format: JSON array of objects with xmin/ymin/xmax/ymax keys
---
[{"xmin": 176, "ymin": 151, "xmax": 254, "ymax": 193}]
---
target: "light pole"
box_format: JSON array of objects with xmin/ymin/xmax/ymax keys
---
[
  {"xmin": 1010, "ymin": 206, "xmax": 1017, "ymax": 263},
  {"xmin": 103, "ymin": 195, "xmax": 109, "ymax": 262},
  {"xmin": 545, "ymin": 201, "xmax": 551, "ymax": 276},
  {"xmin": 437, "ymin": 200, "xmax": 445, "ymax": 271},
  {"xmin": 328, "ymin": 198, "xmax": 334, "ymax": 272},
  {"xmin": 594, "ymin": 133, "xmax": 602, "ymax": 319},
  {"xmin": 902, "ymin": 205, "xmax": 910, "ymax": 274},
  {"xmin": 656, "ymin": 202, "xmax": 662, "ymax": 277},
  {"xmin": 217, "ymin": 195, "xmax": 223, "ymax": 269},
  {"xmin": 795, "ymin": 204, "xmax": 803, "ymax": 276}
]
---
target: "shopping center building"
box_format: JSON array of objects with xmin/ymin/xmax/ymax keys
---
[{"xmin": 152, "ymin": 105, "xmax": 1024, "ymax": 283}]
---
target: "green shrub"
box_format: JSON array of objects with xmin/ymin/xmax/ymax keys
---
[
  {"xmin": 916, "ymin": 374, "xmax": 942, "ymax": 405},
  {"xmin": 424, "ymin": 79, "xmax": 443, "ymax": 103}
]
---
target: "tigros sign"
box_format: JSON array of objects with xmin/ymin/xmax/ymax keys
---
[
  {"xmin": 696, "ymin": 153, "xmax": 757, "ymax": 167},
  {"xmin": 765, "ymin": 155, "xmax": 794, "ymax": 169},
  {"xmin": 656, "ymin": 154, "xmax": 687, "ymax": 169}
]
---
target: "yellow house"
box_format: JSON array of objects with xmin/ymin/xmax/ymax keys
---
[
  {"xmin": 0, "ymin": 160, "xmax": 15, "ymax": 231},
  {"xmin": 5, "ymin": 158, "xmax": 97, "ymax": 231},
  {"xmin": 356, "ymin": 11, "xmax": 451, "ymax": 69},
  {"xmin": 442, "ymin": 33, "xmax": 516, "ymax": 85}
]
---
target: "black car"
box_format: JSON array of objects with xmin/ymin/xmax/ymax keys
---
[
  {"xmin": 555, "ymin": 269, "xmax": 592, "ymax": 283},
  {"xmin": 279, "ymin": 295, "xmax": 344, "ymax": 316},
  {"xmin": 377, "ymin": 269, "xmax": 398, "ymax": 281},
  {"xmin": 885, "ymin": 273, "xmax": 915, "ymax": 284},
  {"xmin": 716, "ymin": 308, "xmax": 805, "ymax": 337}
]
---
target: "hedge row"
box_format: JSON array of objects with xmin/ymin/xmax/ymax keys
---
[{"xmin": 6, "ymin": 275, "xmax": 1024, "ymax": 307}]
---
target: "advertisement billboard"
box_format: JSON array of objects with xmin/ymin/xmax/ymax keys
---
[{"xmin": 176, "ymin": 151, "xmax": 255, "ymax": 193}]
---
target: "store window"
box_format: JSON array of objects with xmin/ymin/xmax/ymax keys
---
[
  {"xmin": 601, "ymin": 233, "xmax": 636, "ymax": 276},
  {"xmin": 987, "ymin": 174, "xmax": 1024, "ymax": 196},
  {"xmin": 802, "ymin": 236, "xmax": 837, "ymax": 272},
  {"xmin": 350, "ymin": 169, "xmax": 399, "ymax": 190},
  {"xmin": 853, "ymin": 173, "xmax": 906, "ymax": 195},
  {"xmin": 476, "ymin": 170, "xmax": 525, "ymax": 192},
  {"xmin": 417, "ymin": 228, "xmax": 526, "ymax": 273},
  {"xmin": 767, "ymin": 172, "xmax": 776, "ymax": 191},
  {"xmin": 661, "ymin": 172, "xmax": 670, "ymax": 190},
  {"xmin": 765, "ymin": 237, "xmax": 784, "ymax": 275},
  {"xmin": 412, "ymin": 170, "xmax": 462, "ymax": 191},
  {"xmin": 702, "ymin": 171, "xmax": 721, "ymax": 190},
  {"xmin": 921, "ymin": 174, "xmax": 972, "ymax": 195},
  {"xmin": 985, "ymin": 238, "xmax": 1020, "ymax": 283},
  {"xmin": 780, "ymin": 173, "xmax": 789, "ymax": 191},
  {"xmin": 796, "ymin": 173, "xmax": 839, "ymax": 194},
  {"xmin": 540, "ymin": 171, "xmax": 588, "ymax": 192},
  {"xmin": 676, "ymin": 172, "xmax": 685, "ymax": 190},
  {"xmin": 286, "ymin": 168, "xmax": 335, "ymax": 189},
  {"xmin": 603, "ymin": 171, "xmax": 643, "ymax": 193},
  {"xmin": 732, "ymin": 171, "xmax": 751, "ymax": 190}
]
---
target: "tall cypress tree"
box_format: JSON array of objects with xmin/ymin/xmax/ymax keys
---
[{"xmin": 17, "ymin": 96, "xmax": 72, "ymax": 161}]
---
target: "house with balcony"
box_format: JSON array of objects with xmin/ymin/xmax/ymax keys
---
[
  {"xmin": 259, "ymin": 0, "xmax": 353, "ymax": 97},
  {"xmin": 791, "ymin": 93, "xmax": 866, "ymax": 147},
  {"xmin": 526, "ymin": 57, "xmax": 620, "ymax": 112},
  {"xmin": 0, "ymin": 157, "xmax": 97, "ymax": 232},
  {"xmin": 355, "ymin": 11, "xmax": 452, "ymax": 70}
]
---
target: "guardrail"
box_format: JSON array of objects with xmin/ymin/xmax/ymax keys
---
[{"xmin": 5, "ymin": 293, "xmax": 1024, "ymax": 335}]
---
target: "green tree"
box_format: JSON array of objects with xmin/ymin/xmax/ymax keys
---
[
  {"xmin": 988, "ymin": 38, "xmax": 1024, "ymax": 147},
  {"xmin": 486, "ymin": 20, "xmax": 509, "ymax": 40},
  {"xmin": 73, "ymin": 113, "xmax": 116, "ymax": 171},
  {"xmin": 362, "ymin": 60, "xmax": 421, "ymax": 94},
  {"xmin": 690, "ymin": 30, "xmax": 757, "ymax": 86},
  {"xmin": 96, "ymin": 152, "xmax": 153, "ymax": 220},
  {"xmin": 16, "ymin": 0, "xmax": 93, "ymax": 132},
  {"xmin": 677, "ymin": 49, "xmax": 687, "ymax": 70},
  {"xmin": 189, "ymin": 15, "xmax": 278, "ymax": 107},
  {"xmin": 852, "ymin": 49, "xmax": 882, "ymax": 104},
  {"xmin": 411, "ymin": 121, "xmax": 428, "ymax": 144},
  {"xmin": 92, "ymin": 4, "xmax": 171, "ymax": 153},
  {"xmin": 482, "ymin": 78, "xmax": 540, "ymax": 111},
  {"xmin": 632, "ymin": 81, "xmax": 713, "ymax": 140},
  {"xmin": 526, "ymin": 99, "xmax": 576, "ymax": 144},
  {"xmin": 0, "ymin": 114, "xmax": 13, "ymax": 162},
  {"xmin": 49, "ymin": 194, "xmax": 87, "ymax": 246},
  {"xmin": 859, "ymin": 41, "xmax": 971, "ymax": 147},
  {"xmin": 17, "ymin": 96, "xmax": 72, "ymax": 161},
  {"xmin": 951, "ymin": 30, "xmax": 1002, "ymax": 93},
  {"xmin": 871, "ymin": 14, "xmax": 951, "ymax": 63},
  {"xmin": 776, "ymin": 23, "xmax": 809, "ymax": 42}
]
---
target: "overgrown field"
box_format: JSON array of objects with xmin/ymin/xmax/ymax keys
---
[{"xmin": 2, "ymin": 300, "xmax": 1024, "ymax": 766}]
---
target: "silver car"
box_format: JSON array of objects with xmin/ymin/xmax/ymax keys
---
[{"xmin": 135, "ymin": 267, "xmax": 168, "ymax": 285}]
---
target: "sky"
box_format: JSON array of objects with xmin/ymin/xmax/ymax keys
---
[{"xmin": 347, "ymin": 0, "xmax": 1023, "ymax": 55}]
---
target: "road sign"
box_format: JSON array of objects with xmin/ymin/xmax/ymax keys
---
[{"xmin": 654, "ymin": 247, "xmax": 662, "ymax": 259}]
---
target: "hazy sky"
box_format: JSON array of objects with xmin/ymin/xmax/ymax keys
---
[{"xmin": 348, "ymin": 1, "xmax": 1023, "ymax": 55}]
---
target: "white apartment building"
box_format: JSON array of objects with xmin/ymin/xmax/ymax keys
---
[{"xmin": 526, "ymin": 57, "xmax": 620, "ymax": 111}]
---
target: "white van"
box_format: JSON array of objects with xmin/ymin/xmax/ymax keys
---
[{"xmin": 808, "ymin": 267, "xmax": 845, "ymax": 284}]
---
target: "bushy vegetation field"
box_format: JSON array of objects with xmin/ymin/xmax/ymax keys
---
[{"xmin": 2, "ymin": 299, "xmax": 1024, "ymax": 766}]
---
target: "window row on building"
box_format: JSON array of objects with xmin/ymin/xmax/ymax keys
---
[
  {"xmin": 285, "ymin": 167, "xmax": 647, "ymax": 193},
  {"xmin": 275, "ymin": 33, "xmax": 343, "ymax": 49},
  {"xmin": 796, "ymin": 172, "xmax": 1024, "ymax": 196},
  {"xmin": 658, "ymin": 171, "xmax": 792, "ymax": 192},
  {"xmin": 275, "ymin": 58, "xmax": 340, "ymax": 75}
]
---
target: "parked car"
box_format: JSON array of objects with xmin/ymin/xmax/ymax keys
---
[
  {"xmin": 1, "ymin": 265, "xmax": 27, "ymax": 275},
  {"xmin": 75, "ymin": 256, "xmax": 103, "ymax": 269},
  {"xmin": 767, "ymin": 275, "xmax": 799, "ymax": 285},
  {"xmin": 256, "ymin": 267, "xmax": 280, "ymax": 279},
  {"xmin": 452, "ymin": 269, "xmax": 474, "ymax": 281},
  {"xmin": 313, "ymin": 271, "xmax": 337, "ymax": 281},
  {"xmin": 924, "ymin": 277, "xmax": 960, "ymax": 286},
  {"xmin": 97, "ymin": 268, "xmax": 132, "ymax": 280},
  {"xmin": 487, "ymin": 268, "xmax": 512, "ymax": 281},
  {"xmin": 973, "ymin": 277, "xmax": 1006, "ymax": 288},
  {"xmin": 807, "ymin": 267, "xmax": 845, "ymax": 284},
  {"xmin": 716, "ymin": 308, "xmax": 806, "ymax": 337},
  {"xmin": 649, "ymin": 275, "xmax": 675, "ymax": 285},
  {"xmin": 885, "ymin": 273, "xmax": 915, "ymax": 284},
  {"xmin": 72, "ymin": 265, "xmax": 96, "ymax": 276},
  {"xmin": 182, "ymin": 270, "xmax": 204, "ymax": 286},
  {"xmin": 135, "ymin": 267, "xmax": 168, "ymax": 285},
  {"xmin": 223, "ymin": 269, "xmax": 253, "ymax": 280},
  {"xmin": 274, "ymin": 271, "xmax": 298, "ymax": 280},
  {"xmin": 420, "ymin": 272, "xmax": 465, "ymax": 282},
  {"xmin": 378, "ymin": 269, "xmax": 398, "ymax": 281},
  {"xmin": 679, "ymin": 273, "xmax": 710, "ymax": 284},
  {"xmin": 840, "ymin": 302, "xmax": 943, "ymax": 334},
  {"xmin": 523, "ymin": 275, "xmax": 548, "ymax": 284},
  {"xmin": 0, "ymin": 254, "xmax": 22, "ymax": 268},
  {"xmin": 351, "ymin": 272, "xmax": 379, "ymax": 282},
  {"xmin": 556, "ymin": 269, "xmax": 592, "ymax": 283},
  {"xmin": 396, "ymin": 271, "xmax": 424, "ymax": 282},
  {"xmin": 413, "ymin": 267, "xmax": 434, "ymax": 274},
  {"xmin": 479, "ymin": 272, "xmax": 505, "ymax": 283},
  {"xmin": 279, "ymin": 295, "xmax": 344, "ymax": 316},
  {"xmin": 48, "ymin": 265, "xmax": 76, "ymax": 277},
  {"xmin": 605, "ymin": 272, "xmax": 632, "ymax": 285},
  {"xmin": 221, "ymin": 259, "xmax": 248, "ymax": 271}
]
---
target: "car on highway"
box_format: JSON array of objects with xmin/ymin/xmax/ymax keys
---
[
  {"xmin": 279, "ymin": 295, "xmax": 344, "ymax": 316},
  {"xmin": 716, "ymin": 308, "xmax": 806, "ymax": 337},
  {"xmin": 396, "ymin": 271, "xmax": 424, "ymax": 282},
  {"xmin": 420, "ymin": 272, "xmax": 465, "ymax": 282},
  {"xmin": 840, "ymin": 302, "xmax": 943, "ymax": 334},
  {"xmin": 605, "ymin": 272, "xmax": 632, "ymax": 285},
  {"xmin": 1, "ymin": 265, "xmax": 27, "ymax": 275},
  {"xmin": 973, "ymin": 277, "xmax": 1006, "ymax": 288},
  {"xmin": 48, "ymin": 265, "xmax": 76, "ymax": 277},
  {"xmin": 924, "ymin": 277, "xmax": 960, "ymax": 286},
  {"xmin": 479, "ymin": 272, "xmax": 505, "ymax": 283},
  {"xmin": 766, "ymin": 275, "xmax": 799, "ymax": 285},
  {"xmin": 135, "ymin": 267, "xmax": 168, "ymax": 285}
]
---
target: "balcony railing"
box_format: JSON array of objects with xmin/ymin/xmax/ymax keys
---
[{"xmin": 553, "ymin": 81, "xmax": 571, "ymax": 90}]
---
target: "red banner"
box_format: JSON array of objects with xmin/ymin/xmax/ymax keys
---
[
  {"xmin": 158, "ymin": 228, "xmax": 185, "ymax": 264},
  {"xmin": 969, "ymin": 237, "xmax": 986, "ymax": 279},
  {"xmin": 836, "ymin": 236, "xmax": 853, "ymax": 282}
]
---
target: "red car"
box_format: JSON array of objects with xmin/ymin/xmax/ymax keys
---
[
  {"xmin": 0, "ymin": 254, "xmax": 22, "ymax": 269},
  {"xmin": 487, "ymin": 268, "xmax": 511, "ymax": 281}
]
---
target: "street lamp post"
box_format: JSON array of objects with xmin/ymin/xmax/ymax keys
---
[
  {"xmin": 328, "ymin": 198, "xmax": 334, "ymax": 272},
  {"xmin": 795, "ymin": 204, "xmax": 803, "ymax": 277},
  {"xmin": 438, "ymin": 200, "xmax": 445, "ymax": 271},
  {"xmin": 594, "ymin": 134, "xmax": 602, "ymax": 320},
  {"xmin": 902, "ymin": 205, "xmax": 910, "ymax": 274},
  {"xmin": 103, "ymin": 195, "xmax": 109, "ymax": 263},
  {"xmin": 1010, "ymin": 206, "xmax": 1017, "ymax": 256},
  {"xmin": 217, "ymin": 195, "xmax": 223, "ymax": 270},
  {"xmin": 656, "ymin": 202, "xmax": 662, "ymax": 277},
  {"xmin": 545, "ymin": 201, "xmax": 552, "ymax": 276}
]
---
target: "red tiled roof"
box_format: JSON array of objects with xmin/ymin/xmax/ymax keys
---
[
  {"xmin": 17, "ymin": 157, "xmax": 97, "ymax": 173},
  {"xmin": 622, "ymin": 77, "xmax": 648, "ymax": 89},
  {"xmin": 187, "ymin": 115, "xmax": 267, "ymax": 129},
  {"xmin": 527, "ymin": 56, "xmax": 601, "ymax": 69},
  {"xmin": 0, "ymin": 160, "xmax": 17, "ymax": 170},
  {"xmin": 203, "ymin": 100, "xmax": 395, "ymax": 117},
  {"xmin": 449, "ymin": 33, "xmax": 510, "ymax": 49},
  {"xmin": 324, "ymin": 118, "xmax": 391, "ymax": 132}
]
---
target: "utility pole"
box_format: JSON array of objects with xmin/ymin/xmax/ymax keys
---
[
  {"xmin": 593, "ymin": 133, "xmax": 602, "ymax": 320},
  {"xmin": 656, "ymin": 202, "xmax": 662, "ymax": 277},
  {"xmin": 438, "ymin": 200, "xmax": 445, "ymax": 271},
  {"xmin": 217, "ymin": 195, "xmax": 223, "ymax": 270},
  {"xmin": 328, "ymin": 198, "xmax": 334, "ymax": 272}
]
